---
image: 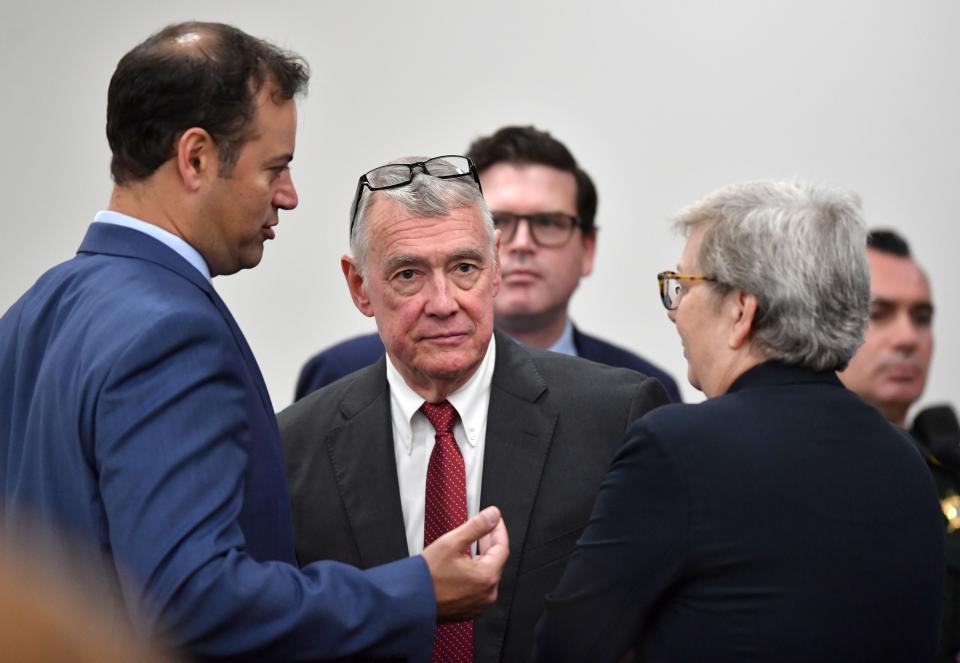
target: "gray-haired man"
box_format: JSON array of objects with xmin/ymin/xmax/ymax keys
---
[{"xmin": 280, "ymin": 155, "xmax": 669, "ymax": 662}]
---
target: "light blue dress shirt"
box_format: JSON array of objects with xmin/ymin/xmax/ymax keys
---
[
  {"xmin": 546, "ymin": 318, "xmax": 578, "ymax": 357},
  {"xmin": 94, "ymin": 210, "xmax": 211, "ymax": 282}
]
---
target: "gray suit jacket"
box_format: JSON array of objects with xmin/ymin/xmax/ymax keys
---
[{"xmin": 279, "ymin": 332, "xmax": 670, "ymax": 662}]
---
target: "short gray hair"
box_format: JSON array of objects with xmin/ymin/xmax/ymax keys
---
[
  {"xmin": 349, "ymin": 156, "xmax": 495, "ymax": 274},
  {"xmin": 674, "ymin": 179, "xmax": 870, "ymax": 371}
]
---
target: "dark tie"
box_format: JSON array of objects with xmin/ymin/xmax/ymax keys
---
[{"xmin": 421, "ymin": 400, "xmax": 473, "ymax": 663}]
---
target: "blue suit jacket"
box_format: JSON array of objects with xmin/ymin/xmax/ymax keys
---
[
  {"xmin": 0, "ymin": 223, "xmax": 434, "ymax": 660},
  {"xmin": 295, "ymin": 329, "xmax": 683, "ymax": 403},
  {"xmin": 534, "ymin": 361, "xmax": 945, "ymax": 662}
]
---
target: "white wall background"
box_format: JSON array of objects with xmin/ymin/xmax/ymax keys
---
[{"xmin": 2, "ymin": 0, "xmax": 957, "ymax": 414}]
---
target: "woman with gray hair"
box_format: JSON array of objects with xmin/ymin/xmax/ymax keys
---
[{"xmin": 534, "ymin": 180, "xmax": 944, "ymax": 662}]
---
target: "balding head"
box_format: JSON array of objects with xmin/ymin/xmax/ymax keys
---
[{"xmin": 107, "ymin": 21, "xmax": 309, "ymax": 184}]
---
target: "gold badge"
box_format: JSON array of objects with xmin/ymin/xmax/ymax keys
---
[{"xmin": 941, "ymin": 491, "xmax": 960, "ymax": 533}]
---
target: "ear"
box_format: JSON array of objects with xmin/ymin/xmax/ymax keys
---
[
  {"xmin": 175, "ymin": 127, "xmax": 217, "ymax": 192},
  {"xmin": 491, "ymin": 229, "xmax": 502, "ymax": 297},
  {"xmin": 727, "ymin": 290, "xmax": 758, "ymax": 350},
  {"xmin": 580, "ymin": 231, "xmax": 597, "ymax": 277},
  {"xmin": 342, "ymin": 254, "xmax": 375, "ymax": 317}
]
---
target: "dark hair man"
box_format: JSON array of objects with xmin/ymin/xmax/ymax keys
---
[
  {"xmin": 280, "ymin": 156, "xmax": 669, "ymax": 661},
  {"xmin": 0, "ymin": 22, "xmax": 506, "ymax": 660},
  {"xmin": 294, "ymin": 126, "xmax": 682, "ymax": 403},
  {"xmin": 840, "ymin": 229, "xmax": 960, "ymax": 662}
]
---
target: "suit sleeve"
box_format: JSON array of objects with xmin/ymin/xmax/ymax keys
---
[
  {"xmin": 627, "ymin": 376, "xmax": 672, "ymax": 424},
  {"xmin": 659, "ymin": 373, "xmax": 683, "ymax": 405},
  {"xmin": 95, "ymin": 310, "xmax": 435, "ymax": 661},
  {"xmin": 532, "ymin": 418, "xmax": 687, "ymax": 663}
]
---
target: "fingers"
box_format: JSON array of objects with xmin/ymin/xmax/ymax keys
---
[
  {"xmin": 477, "ymin": 514, "xmax": 509, "ymax": 563},
  {"xmin": 442, "ymin": 506, "xmax": 502, "ymax": 552},
  {"xmin": 423, "ymin": 506, "xmax": 509, "ymax": 622}
]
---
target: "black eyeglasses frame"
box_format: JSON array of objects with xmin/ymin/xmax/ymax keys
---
[
  {"xmin": 349, "ymin": 155, "xmax": 483, "ymax": 235},
  {"xmin": 492, "ymin": 212, "xmax": 585, "ymax": 248}
]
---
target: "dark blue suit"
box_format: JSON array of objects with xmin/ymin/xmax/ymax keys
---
[
  {"xmin": 534, "ymin": 361, "xmax": 945, "ymax": 663},
  {"xmin": 295, "ymin": 329, "xmax": 683, "ymax": 403},
  {"xmin": 0, "ymin": 222, "xmax": 434, "ymax": 660}
]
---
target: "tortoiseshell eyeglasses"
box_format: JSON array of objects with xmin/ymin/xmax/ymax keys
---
[{"xmin": 657, "ymin": 270, "xmax": 717, "ymax": 310}]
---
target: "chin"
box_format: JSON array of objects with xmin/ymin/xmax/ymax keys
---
[
  {"xmin": 880, "ymin": 386, "xmax": 924, "ymax": 407},
  {"xmin": 422, "ymin": 351, "xmax": 481, "ymax": 377},
  {"xmin": 495, "ymin": 301, "xmax": 543, "ymax": 321},
  {"xmin": 419, "ymin": 363, "xmax": 470, "ymax": 384},
  {"xmin": 498, "ymin": 288, "xmax": 540, "ymax": 306}
]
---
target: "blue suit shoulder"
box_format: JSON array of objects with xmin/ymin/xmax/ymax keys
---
[
  {"xmin": 573, "ymin": 327, "xmax": 683, "ymax": 403},
  {"xmin": 3, "ymin": 252, "xmax": 226, "ymax": 380},
  {"xmin": 295, "ymin": 332, "xmax": 384, "ymax": 400}
]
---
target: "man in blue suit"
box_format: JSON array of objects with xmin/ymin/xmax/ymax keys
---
[
  {"xmin": 0, "ymin": 22, "xmax": 507, "ymax": 660},
  {"xmin": 296, "ymin": 126, "xmax": 682, "ymax": 402}
]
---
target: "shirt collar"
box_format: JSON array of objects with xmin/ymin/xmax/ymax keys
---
[
  {"xmin": 94, "ymin": 210, "xmax": 212, "ymax": 282},
  {"xmin": 726, "ymin": 360, "xmax": 843, "ymax": 394},
  {"xmin": 546, "ymin": 318, "xmax": 577, "ymax": 357},
  {"xmin": 386, "ymin": 334, "xmax": 497, "ymax": 451},
  {"xmin": 502, "ymin": 317, "xmax": 578, "ymax": 357}
]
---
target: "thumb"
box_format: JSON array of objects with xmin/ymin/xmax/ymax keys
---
[{"xmin": 444, "ymin": 506, "xmax": 501, "ymax": 549}]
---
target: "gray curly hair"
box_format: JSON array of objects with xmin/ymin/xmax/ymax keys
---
[{"xmin": 674, "ymin": 179, "xmax": 870, "ymax": 371}]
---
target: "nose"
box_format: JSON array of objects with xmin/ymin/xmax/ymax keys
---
[
  {"xmin": 890, "ymin": 311, "xmax": 920, "ymax": 351},
  {"xmin": 274, "ymin": 172, "xmax": 299, "ymax": 210},
  {"xmin": 667, "ymin": 307, "xmax": 678, "ymax": 325},
  {"xmin": 424, "ymin": 274, "xmax": 460, "ymax": 318},
  {"xmin": 507, "ymin": 217, "xmax": 536, "ymax": 253}
]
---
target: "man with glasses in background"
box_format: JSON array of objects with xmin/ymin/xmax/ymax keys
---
[
  {"xmin": 294, "ymin": 126, "xmax": 682, "ymax": 403},
  {"xmin": 280, "ymin": 155, "xmax": 669, "ymax": 662}
]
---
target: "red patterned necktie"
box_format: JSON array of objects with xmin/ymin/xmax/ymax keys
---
[{"xmin": 421, "ymin": 400, "xmax": 473, "ymax": 663}]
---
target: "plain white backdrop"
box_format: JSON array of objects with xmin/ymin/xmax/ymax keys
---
[{"xmin": 2, "ymin": 0, "xmax": 957, "ymax": 413}]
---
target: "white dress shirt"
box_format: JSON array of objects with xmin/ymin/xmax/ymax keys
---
[{"xmin": 386, "ymin": 335, "xmax": 496, "ymax": 556}]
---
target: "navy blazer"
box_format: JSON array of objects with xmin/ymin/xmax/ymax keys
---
[
  {"xmin": 0, "ymin": 223, "xmax": 434, "ymax": 661},
  {"xmin": 533, "ymin": 361, "xmax": 945, "ymax": 662},
  {"xmin": 295, "ymin": 328, "xmax": 683, "ymax": 403}
]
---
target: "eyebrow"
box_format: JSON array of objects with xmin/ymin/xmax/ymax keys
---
[
  {"xmin": 267, "ymin": 153, "xmax": 294, "ymax": 167},
  {"xmin": 450, "ymin": 248, "xmax": 487, "ymax": 263},
  {"xmin": 871, "ymin": 297, "xmax": 933, "ymax": 309},
  {"xmin": 383, "ymin": 254, "xmax": 427, "ymax": 274},
  {"xmin": 871, "ymin": 298, "xmax": 935, "ymax": 314},
  {"xmin": 382, "ymin": 247, "xmax": 487, "ymax": 275},
  {"xmin": 493, "ymin": 210, "xmax": 568, "ymax": 216}
]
